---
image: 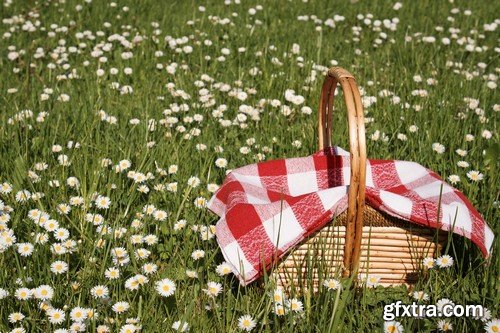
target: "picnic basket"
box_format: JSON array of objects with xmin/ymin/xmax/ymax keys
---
[{"xmin": 271, "ymin": 67, "xmax": 448, "ymax": 291}]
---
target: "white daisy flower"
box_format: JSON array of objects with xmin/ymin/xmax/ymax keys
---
[
  {"xmin": 238, "ymin": 315, "xmax": 256, "ymax": 331},
  {"xmin": 50, "ymin": 261, "xmax": 68, "ymax": 274},
  {"xmin": 112, "ymin": 301, "xmax": 130, "ymax": 314},
  {"xmin": 466, "ymin": 170, "xmax": 484, "ymax": 182},
  {"xmin": 216, "ymin": 262, "xmax": 232, "ymax": 276},
  {"xmin": 436, "ymin": 255, "xmax": 454, "ymax": 268},
  {"xmin": 95, "ymin": 195, "xmax": 111, "ymax": 209},
  {"xmin": 172, "ymin": 321, "xmax": 189, "ymax": 332},
  {"xmin": 203, "ymin": 281, "xmax": 222, "ymax": 297},
  {"xmin": 47, "ymin": 308, "xmax": 65, "ymax": 324},
  {"xmin": 484, "ymin": 319, "xmax": 500, "ymax": 333},
  {"xmin": 90, "ymin": 285, "xmax": 109, "ymax": 299},
  {"xmin": 33, "ymin": 285, "xmax": 54, "ymax": 300},
  {"xmin": 323, "ymin": 278, "xmax": 341, "ymax": 291},
  {"xmin": 384, "ymin": 321, "xmax": 404, "ymax": 333},
  {"xmin": 437, "ymin": 319, "xmax": 452, "ymax": 331},
  {"xmin": 155, "ymin": 278, "xmax": 176, "ymax": 297}
]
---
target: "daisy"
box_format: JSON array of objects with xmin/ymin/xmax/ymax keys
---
[
  {"xmin": 86, "ymin": 213, "xmax": 104, "ymax": 226},
  {"xmin": 216, "ymin": 262, "xmax": 232, "ymax": 276},
  {"xmin": 0, "ymin": 182, "xmax": 13, "ymax": 194},
  {"xmin": 97, "ymin": 325, "xmax": 110, "ymax": 333},
  {"xmin": 33, "ymin": 285, "xmax": 54, "ymax": 300},
  {"xmin": 437, "ymin": 320, "xmax": 452, "ymax": 331},
  {"xmin": 95, "ymin": 195, "xmax": 111, "ymax": 209},
  {"xmin": 272, "ymin": 288, "xmax": 285, "ymax": 304},
  {"xmin": 44, "ymin": 219, "xmax": 59, "ymax": 232},
  {"xmin": 143, "ymin": 235, "xmax": 158, "ymax": 245},
  {"xmin": 137, "ymin": 185, "xmax": 149, "ymax": 193},
  {"xmin": 54, "ymin": 228, "xmax": 70, "ymax": 241},
  {"xmin": 105, "ymin": 267, "xmax": 120, "ymax": 280},
  {"xmin": 384, "ymin": 321, "xmax": 404, "ymax": 333},
  {"xmin": 447, "ymin": 175, "xmax": 460, "ymax": 184},
  {"xmin": 238, "ymin": 315, "xmax": 256, "ymax": 331},
  {"xmin": 436, "ymin": 299, "xmax": 455, "ymax": 313},
  {"xmin": 17, "ymin": 243, "xmax": 34, "ymax": 256},
  {"xmin": 171, "ymin": 321, "xmax": 189, "ymax": 332},
  {"xmin": 120, "ymin": 324, "xmax": 138, "ymax": 333},
  {"xmin": 432, "ymin": 143, "xmax": 445, "ymax": 154},
  {"xmin": 58, "ymin": 154, "xmax": 71, "ymax": 166},
  {"xmin": 476, "ymin": 308, "xmax": 492, "ymax": 322},
  {"xmin": 191, "ymin": 249, "xmax": 205, "ymax": 260},
  {"xmin": 47, "ymin": 308, "xmax": 65, "ymax": 324},
  {"xmin": 10, "ymin": 327, "xmax": 26, "ymax": 333},
  {"xmin": 323, "ymin": 278, "xmax": 341, "ymax": 290},
  {"xmin": 168, "ymin": 165, "xmax": 178, "ymax": 174},
  {"xmin": 50, "ymin": 243, "xmax": 67, "ymax": 255},
  {"xmin": 187, "ymin": 176, "xmax": 201, "ymax": 187},
  {"xmin": 167, "ymin": 182, "xmax": 178, "ymax": 192},
  {"xmin": 203, "ymin": 281, "xmax": 222, "ymax": 297},
  {"xmin": 412, "ymin": 291, "xmax": 430, "ymax": 301},
  {"xmin": 365, "ymin": 275, "xmax": 381, "ymax": 288},
  {"xmin": 215, "ymin": 158, "xmax": 228, "ymax": 168},
  {"xmin": 125, "ymin": 277, "xmax": 140, "ymax": 291},
  {"xmin": 112, "ymin": 301, "xmax": 130, "ymax": 314},
  {"xmin": 186, "ymin": 270, "xmax": 198, "ymax": 278},
  {"xmin": 111, "ymin": 247, "xmax": 127, "ymax": 258},
  {"xmin": 66, "ymin": 177, "xmax": 80, "ymax": 188},
  {"xmin": 436, "ymin": 255, "xmax": 454, "ymax": 268},
  {"xmin": 457, "ymin": 161, "xmax": 470, "ymax": 168},
  {"xmin": 286, "ymin": 298, "xmax": 304, "ymax": 313},
  {"xmin": 70, "ymin": 307, "xmax": 88, "ymax": 322},
  {"xmin": 15, "ymin": 190, "xmax": 31, "ymax": 202},
  {"xmin": 50, "ymin": 260, "xmax": 68, "ymax": 274},
  {"xmin": 14, "ymin": 288, "xmax": 32, "ymax": 300},
  {"xmin": 135, "ymin": 274, "xmax": 148, "ymax": 285},
  {"xmin": 8, "ymin": 312, "xmax": 25, "ymax": 323},
  {"xmin": 155, "ymin": 278, "xmax": 176, "ymax": 297},
  {"xmin": 70, "ymin": 322, "xmax": 86, "ymax": 332},
  {"xmin": 174, "ymin": 220, "xmax": 186, "ymax": 230},
  {"xmin": 0, "ymin": 288, "xmax": 9, "ymax": 299},
  {"xmin": 57, "ymin": 204, "xmax": 71, "ymax": 215},
  {"xmin": 466, "ymin": 170, "xmax": 484, "ymax": 182},
  {"xmin": 273, "ymin": 304, "xmax": 286, "ymax": 316},
  {"xmin": 142, "ymin": 263, "xmax": 158, "ymax": 275},
  {"xmin": 69, "ymin": 196, "xmax": 84, "ymax": 206},
  {"xmin": 194, "ymin": 197, "xmax": 207, "ymax": 209},
  {"xmin": 118, "ymin": 160, "xmax": 132, "ymax": 171},
  {"xmin": 153, "ymin": 209, "xmax": 168, "ymax": 221},
  {"xmin": 90, "ymin": 285, "xmax": 109, "ymax": 299},
  {"xmin": 422, "ymin": 257, "xmax": 435, "ymax": 269},
  {"xmin": 135, "ymin": 248, "xmax": 151, "ymax": 260},
  {"xmin": 207, "ymin": 183, "xmax": 220, "ymax": 193},
  {"xmin": 485, "ymin": 319, "xmax": 500, "ymax": 333},
  {"xmin": 143, "ymin": 205, "xmax": 156, "ymax": 215}
]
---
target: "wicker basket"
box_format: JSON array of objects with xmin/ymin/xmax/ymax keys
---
[{"xmin": 271, "ymin": 67, "xmax": 448, "ymax": 291}]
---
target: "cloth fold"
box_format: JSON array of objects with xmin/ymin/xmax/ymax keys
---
[{"xmin": 207, "ymin": 147, "xmax": 494, "ymax": 286}]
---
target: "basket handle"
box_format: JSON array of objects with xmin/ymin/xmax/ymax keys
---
[{"xmin": 318, "ymin": 67, "xmax": 367, "ymax": 277}]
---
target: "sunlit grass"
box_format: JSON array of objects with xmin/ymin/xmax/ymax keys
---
[{"xmin": 0, "ymin": 0, "xmax": 498, "ymax": 332}]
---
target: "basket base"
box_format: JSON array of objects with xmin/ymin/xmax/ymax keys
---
[{"xmin": 270, "ymin": 206, "xmax": 448, "ymax": 292}]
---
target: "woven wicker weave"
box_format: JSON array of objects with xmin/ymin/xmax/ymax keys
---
[{"xmin": 271, "ymin": 67, "xmax": 448, "ymax": 291}]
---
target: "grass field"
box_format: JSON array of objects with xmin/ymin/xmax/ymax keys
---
[{"xmin": 0, "ymin": 0, "xmax": 498, "ymax": 332}]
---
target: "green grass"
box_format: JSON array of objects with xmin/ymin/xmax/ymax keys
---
[{"xmin": 0, "ymin": 0, "xmax": 498, "ymax": 332}]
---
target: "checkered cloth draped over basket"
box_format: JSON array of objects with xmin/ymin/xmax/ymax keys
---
[{"xmin": 207, "ymin": 147, "xmax": 494, "ymax": 286}]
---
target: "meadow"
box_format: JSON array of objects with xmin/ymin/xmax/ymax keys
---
[{"xmin": 0, "ymin": 0, "xmax": 498, "ymax": 332}]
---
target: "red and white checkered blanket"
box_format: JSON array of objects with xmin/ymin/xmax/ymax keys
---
[{"xmin": 208, "ymin": 147, "xmax": 494, "ymax": 285}]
